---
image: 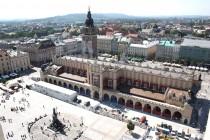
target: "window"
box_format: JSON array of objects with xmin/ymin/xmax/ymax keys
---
[
  {"xmin": 127, "ymin": 80, "xmax": 131, "ymax": 86},
  {"xmin": 135, "ymin": 81, "xmax": 139, "ymax": 87},
  {"xmin": 108, "ymin": 80, "xmax": 113, "ymax": 88},
  {"xmin": 93, "ymin": 75, "xmax": 99, "ymax": 87}
]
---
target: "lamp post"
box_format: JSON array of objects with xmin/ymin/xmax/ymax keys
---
[{"xmin": 81, "ymin": 116, "xmax": 83, "ymax": 125}]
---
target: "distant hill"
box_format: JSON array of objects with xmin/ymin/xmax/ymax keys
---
[
  {"xmin": 29, "ymin": 13, "xmax": 139, "ymax": 24},
  {"xmin": 1, "ymin": 14, "xmax": 209, "ymax": 24}
]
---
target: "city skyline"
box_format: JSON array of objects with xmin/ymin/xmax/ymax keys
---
[{"xmin": 0, "ymin": 0, "xmax": 210, "ymax": 20}]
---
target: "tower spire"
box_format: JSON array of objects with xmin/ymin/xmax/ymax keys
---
[{"xmin": 85, "ymin": 6, "xmax": 94, "ymax": 27}]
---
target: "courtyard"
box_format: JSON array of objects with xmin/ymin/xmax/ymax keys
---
[{"xmin": 0, "ymin": 68, "xmax": 205, "ymax": 139}]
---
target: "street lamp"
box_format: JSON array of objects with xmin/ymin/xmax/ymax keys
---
[{"xmin": 81, "ymin": 116, "xmax": 83, "ymax": 125}]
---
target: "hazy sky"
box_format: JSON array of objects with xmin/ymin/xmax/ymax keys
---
[{"xmin": 0, "ymin": 0, "xmax": 209, "ymax": 20}]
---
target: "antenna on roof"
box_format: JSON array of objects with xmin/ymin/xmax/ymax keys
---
[
  {"xmin": 88, "ymin": 0, "xmax": 91, "ymax": 11},
  {"xmin": 88, "ymin": 5, "xmax": 91, "ymax": 11}
]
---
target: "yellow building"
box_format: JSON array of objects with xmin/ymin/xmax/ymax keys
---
[
  {"xmin": 7, "ymin": 50, "xmax": 31, "ymax": 73},
  {"xmin": 0, "ymin": 49, "xmax": 31, "ymax": 76},
  {"xmin": 0, "ymin": 49, "xmax": 11, "ymax": 75}
]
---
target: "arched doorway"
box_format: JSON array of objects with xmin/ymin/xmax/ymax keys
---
[
  {"xmin": 103, "ymin": 94, "xmax": 109, "ymax": 102},
  {"xmin": 143, "ymin": 104, "xmax": 151, "ymax": 114},
  {"xmin": 126, "ymin": 100, "xmax": 134, "ymax": 108},
  {"xmin": 152, "ymin": 106, "xmax": 161, "ymax": 116},
  {"xmin": 68, "ymin": 84, "xmax": 73, "ymax": 89},
  {"xmin": 63, "ymin": 83, "xmax": 67, "ymax": 88},
  {"xmin": 162, "ymin": 109, "xmax": 171, "ymax": 119},
  {"xmin": 172, "ymin": 111, "xmax": 182, "ymax": 121},
  {"xmin": 86, "ymin": 89, "xmax": 91, "ymax": 97},
  {"xmin": 58, "ymin": 81, "xmax": 62, "ymax": 86},
  {"xmin": 93, "ymin": 91, "xmax": 99, "ymax": 100},
  {"xmin": 44, "ymin": 78, "xmax": 48, "ymax": 82},
  {"xmin": 53, "ymin": 80, "xmax": 57, "ymax": 85},
  {"xmin": 118, "ymin": 98, "xmax": 125, "ymax": 106},
  {"xmin": 49, "ymin": 79, "xmax": 52, "ymax": 83},
  {"xmin": 134, "ymin": 102, "xmax": 142, "ymax": 111},
  {"xmin": 74, "ymin": 85, "xmax": 79, "ymax": 93},
  {"xmin": 80, "ymin": 87, "xmax": 85, "ymax": 95},
  {"xmin": 184, "ymin": 119, "xmax": 188, "ymax": 124},
  {"xmin": 110, "ymin": 96, "xmax": 117, "ymax": 104}
]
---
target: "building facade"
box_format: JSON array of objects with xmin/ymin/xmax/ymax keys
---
[
  {"xmin": 41, "ymin": 56, "xmax": 200, "ymax": 124},
  {"xmin": 128, "ymin": 41, "xmax": 158, "ymax": 58},
  {"xmin": 0, "ymin": 49, "xmax": 11, "ymax": 76},
  {"xmin": 16, "ymin": 39, "xmax": 56, "ymax": 65},
  {"xmin": 156, "ymin": 40, "xmax": 180, "ymax": 61},
  {"xmin": 55, "ymin": 38, "xmax": 82, "ymax": 56},
  {"xmin": 180, "ymin": 38, "xmax": 210, "ymax": 63},
  {"xmin": 0, "ymin": 49, "xmax": 30, "ymax": 76},
  {"xmin": 97, "ymin": 35, "xmax": 114, "ymax": 53},
  {"xmin": 7, "ymin": 50, "xmax": 31, "ymax": 73}
]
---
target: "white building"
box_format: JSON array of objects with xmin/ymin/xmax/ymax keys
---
[
  {"xmin": 117, "ymin": 37, "xmax": 131, "ymax": 54},
  {"xmin": 128, "ymin": 40, "xmax": 158, "ymax": 58},
  {"xmin": 97, "ymin": 35, "xmax": 114, "ymax": 53},
  {"xmin": 32, "ymin": 81, "xmax": 77, "ymax": 103},
  {"xmin": 55, "ymin": 38, "xmax": 82, "ymax": 56}
]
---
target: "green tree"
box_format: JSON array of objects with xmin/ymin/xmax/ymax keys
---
[{"xmin": 127, "ymin": 121, "xmax": 135, "ymax": 133}]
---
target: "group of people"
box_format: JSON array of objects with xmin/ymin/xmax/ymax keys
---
[{"xmin": 6, "ymin": 131, "xmax": 14, "ymax": 139}]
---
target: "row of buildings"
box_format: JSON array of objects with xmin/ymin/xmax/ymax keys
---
[
  {"xmin": 98, "ymin": 35, "xmax": 210, "ymax": 64},
  {"xmin": 0, "ymin": 49, "xmax": 31, "ymax": 76},
  {"xmin": 97, "ymin": 35, "xmax": 210, "ymax": 64},
  {"xmin": 2, "ymin": 31, "xmax": 208, "ymax": 67}
]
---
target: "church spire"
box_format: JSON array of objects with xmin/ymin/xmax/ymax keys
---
[{"xmin": 85, "ymin": 7, "xmax": 94, "ymax": 28}]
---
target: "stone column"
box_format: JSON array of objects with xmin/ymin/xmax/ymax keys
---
[
  {"xmin": 89, "ymin": 66, "xmax": 93, "ymax": 85},
  {"xmin": 99, "ymin": 67, "xmax": 103, "ymax": 101},
  {"xmin": 113, "ymin": 71, "xmax": 117, "ymax": 90},
  {"xmin": 87, "ymin": 66, "xmax": 90, "ymax": 84}
]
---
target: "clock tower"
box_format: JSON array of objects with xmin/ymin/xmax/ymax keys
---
[{"xmin": 82, "ymin": 8, "xmax": 97, "ymax": 58}]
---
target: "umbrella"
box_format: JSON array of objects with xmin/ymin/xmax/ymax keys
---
[{"xmin": 192, "ymin": 66, "xmax": 196, "ymax": 70}]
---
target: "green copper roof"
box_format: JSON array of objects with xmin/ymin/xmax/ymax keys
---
[{"xmin": 159, "ymin": 40, "xmax": 176, "ymax": 47}]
